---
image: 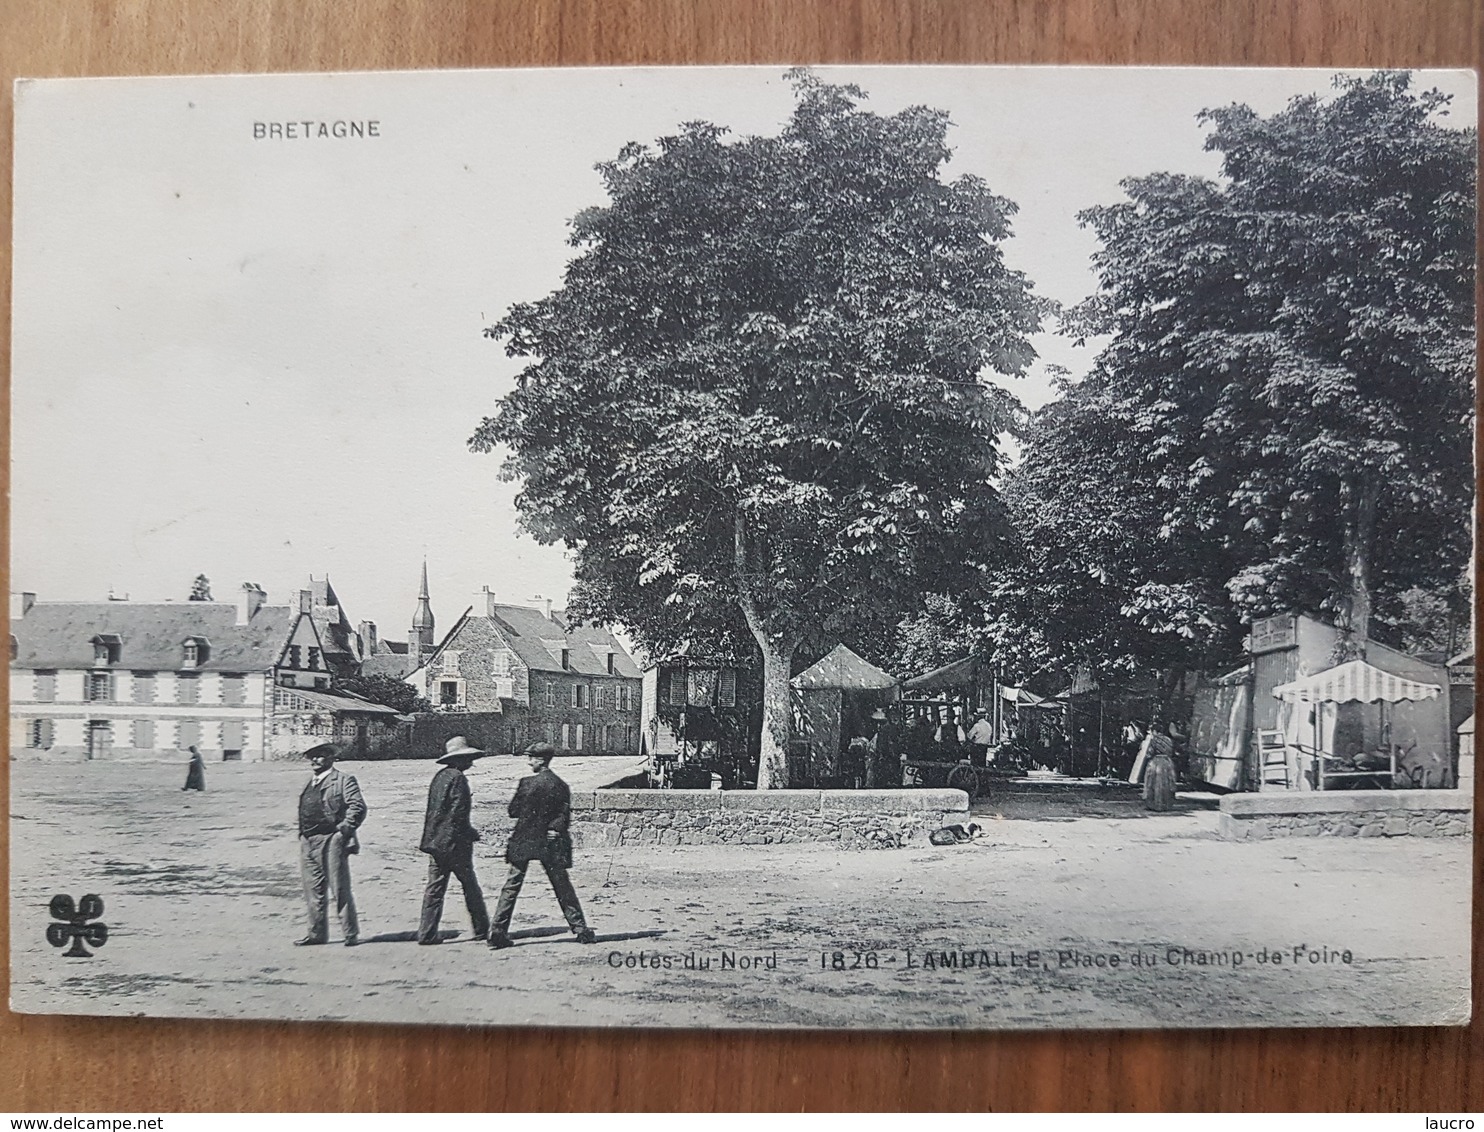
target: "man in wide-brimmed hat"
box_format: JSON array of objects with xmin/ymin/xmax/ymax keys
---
[
  {"xmin": 488, "ymin": 742, "xmax": 596, "ymax": 949},
  {"xmin": 294, "ymin": 742, "xmax": 367, "ymax": 946},
  {"xmin": 417, "ymin": 735, "xmax": 492, "ymax": 945}
]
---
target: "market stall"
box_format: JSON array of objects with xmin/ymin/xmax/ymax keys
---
[{"xmin": 1271, "ymin": 659, "xmax": 1443, "ymax": 790}]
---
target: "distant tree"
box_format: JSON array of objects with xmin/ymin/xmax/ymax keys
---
[
  {"xmin": 475, "ymin": 72, "xmax": 1043, "ymax": 786},
  {"xmin": 987, "ymin": 381, "xmax": 1244, "ymax": 691},
  {"xmin": 892, "ymin": 594, "xmax": 984, "ymax": 679},
  {"xmin": 188, "ymin": 575, "xmax": 213, "ymax": 602},
  {"xmin": 336, "ymin": 674, "xmax": 431, "ymax": 715},
  {"xmin": 1022, "ymin": 73, "xmax": 1474, "ymax": 674}
]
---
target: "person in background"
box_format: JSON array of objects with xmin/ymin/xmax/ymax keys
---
[
  {"xmin": 294, "ymin": 743, "xmax": 366, "ymax": 947},
  {"xmin": 182, "ymin": 744, "xmax": 206, "ymax": 792},
  {"xmin": 967, "ymin": 710, "xmax": 995, "ymax": 769},
  {"xmin": 866, "ymin": 708, "xmax": 897, "ymax": 788},
  {"xmin": 488, "ymin": 743, "xmax": 597, "ymax": 950},
  {"xmin": 417, "ymin": 735, "xmax": 491, "ymax": 945}
]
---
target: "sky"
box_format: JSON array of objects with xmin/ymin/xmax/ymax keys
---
[{"xmin": 10, "ymin": 65, "xmax": 1476, "ymax": 639}]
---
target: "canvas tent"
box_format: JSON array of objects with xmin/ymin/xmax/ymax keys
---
[
  {"xmin": 1271, "ymin": 659, "xmax": 1445, "ymax": 790},
  {"xmin": 791, "ymin": 645, "xmax": 898, "ymax": 784},
  {"xmin": 1272, "ymin": 660, "xmax": 1441, "ymax": 706}
]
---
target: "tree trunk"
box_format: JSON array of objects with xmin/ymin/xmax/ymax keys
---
[
  {"xmin": 753, "ymin": 633, "xmax": 795, "ymax": 789},
  {"xmin": 733, "ymin": 512, "xmax": 796, "ymax": 788},
  {"xmin": 1338, "ymin": 478, "xmax": 1378, "ymax": 644}
]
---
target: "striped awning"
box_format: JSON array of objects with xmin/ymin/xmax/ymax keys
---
[{"xmin": 1272, "ymin": 659, "xmax": 1441, "ymax": 705}]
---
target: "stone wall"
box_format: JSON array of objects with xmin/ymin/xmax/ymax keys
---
[
  {"xmin": 1219, "ymin": 789, "xmax": 1473, "ymax": 840},
  {"xmin": 571, "ymin": 788, "xmax": 969, "ymax": 849}
]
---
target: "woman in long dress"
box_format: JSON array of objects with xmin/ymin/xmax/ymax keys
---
[{"xmin": 182, "ymin": 744, "xmax": 206, "ymax": 791}]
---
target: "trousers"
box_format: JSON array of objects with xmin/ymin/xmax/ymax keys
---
[
  {"xmin": 491, "ymin": 860, "xmax": 589, "ymax": 937},
  {"xmin": 298, "ymin": 831, "xmax": 358, "ymax": 943},
  {"xmin": 418, "ymin": 846, "xmax": 489, "ymax": 943}
]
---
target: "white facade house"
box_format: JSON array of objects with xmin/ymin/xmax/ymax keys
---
[{"xmin": 10, "ymin": 585, "xmax": 288, "ymax": 761}]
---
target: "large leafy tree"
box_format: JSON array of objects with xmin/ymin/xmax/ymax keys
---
[
  {"xmin": 475, "ymin": 72, "xmax": 1042, "ymax": 786},
  {"xmin": 1030, "ymin": 72, "xmax": 1475, "ymax": 673}
]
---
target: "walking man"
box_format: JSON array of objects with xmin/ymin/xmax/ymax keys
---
[
  {"xmin": 488, "ymin": 743, "xmax": 597, "ymax": 949},
  {"xmin": 295, "ymin": 742, "xmax": 366, "ymax": 947},
  {"xmin": 418, "ymin": 735, "xmax": 491, "ymax": 945}
]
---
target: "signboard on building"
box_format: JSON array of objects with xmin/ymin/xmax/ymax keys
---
[{"xmin": 1248, "ymin": 613, "xmax": 1297, "ymax": 655}]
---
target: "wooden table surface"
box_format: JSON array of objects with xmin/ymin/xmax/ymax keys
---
[{"xmin": 1, "ymin": 0, "xmax": 1480, "ymax": 1112}]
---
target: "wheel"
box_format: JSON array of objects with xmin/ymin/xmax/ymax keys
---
[{"xmin": 946, "ymin": 764, "xmax": 980, "ymax": 797}]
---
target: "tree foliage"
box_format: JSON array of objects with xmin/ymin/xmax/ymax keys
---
[
  {"xmin": 475, "ymin": 72, "xmax": 1042, "ymax": 785},
  {"xmin": 337, "ymin": 673, "xmax": 431, "ymax": 716},
  {"xmin": 188, "ymin": 574, "xmax": 213, "ymax": 602},
  {"xmin": 997, "ymin": 72, "xmax": 1475, "ymax": 682}
]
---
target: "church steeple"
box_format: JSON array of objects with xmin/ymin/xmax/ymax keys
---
[{"xmin": 410, "ymin": 560, "xmax": 435, "ymax": 657}]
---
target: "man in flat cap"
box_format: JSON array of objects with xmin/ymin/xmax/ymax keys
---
[
  {"xmin": 488, "ymin": 742, "xmax": 596, "ymax": 949},
  {"xmin": 417, "ymin": 735, "xmax": 491, "ymax": 945},
  {"xmin": 294, "ymin": 742, "xmax": 367, "ymax": 947}
]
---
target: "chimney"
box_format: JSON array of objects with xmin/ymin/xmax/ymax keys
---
[
  {"xmin": 10, "ymin": 592, "xmax": 35, "ymax": 621},
  {"xmin": 475, "ymin": 586, "xmax": 497, "ymax": 618},
  {"xmin": 236, "ymin": 583, "xmax": 267, "ymax": 626},
  {"xmin": 359, "ymin": 620, "xmax": 379, "ymax": 655},
  {"xmin": 299, "ymin": 589, "xmax": 314, "ymax": 615}
]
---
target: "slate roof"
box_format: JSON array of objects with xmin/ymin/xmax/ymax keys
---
[
  {"xmin": 491, "ymin": 604, "xmax": 642, "ymax": 678},
  {"xmin": 11, "ymin": 602, "xmax": 294, "ymax": 672},
  {"xmin": 360, "ymin": 652, "xmax": 415, "ymax": 678},
  {"xmin": 792, "ymin": 644, "xmax": 898, "ymax": 691},
  {"xmin": 427, "ymin": 603, "xmax": 641, "ymax": 679}
]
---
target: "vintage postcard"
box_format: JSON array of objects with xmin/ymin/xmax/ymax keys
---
[{"xmin": 9, "ymin": 65, "xmax": 1476, "ymax": 1029}]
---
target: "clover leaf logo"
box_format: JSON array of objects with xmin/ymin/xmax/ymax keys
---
[{"xmin": 47, "ymin": 894, "xmax": 108, "ymax": 957}]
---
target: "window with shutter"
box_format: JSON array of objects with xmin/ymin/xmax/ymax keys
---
[
  {"xmin": 34, "ymin": 671, "xmax": 56, "ymax": 702},
  {"xmin": 177, "ymin": 674, "xmax": 200, "ymax": 704},
  {"xmin": 719, "ymin": 668, "xmax": 738, "ymax": 707},
  {"xmin": 221, "ymin": 675, "xmax": 245, "ymax": 706},
  {"xmin": 560, "ymin": 723, "xmax": 570, "ymax": 750},
  {"xmin": 574, "ymin": 724, "xmax": 584, "ymax": 751},
  {"xmin": 569, "ymin": 683, "xmax": 579, "ymax": 709},
  {"xmin": 133, "ymin": 719, "xmax": 155, "ymax": 749},
  {"xmin": 177, "ymin": 719, "xmax": 201, "ymax": 748},
  {"xmin": 221, "ymin": 720, "xmax": 245, "ymax": 750},
  {"xmin": 133, "ymin": 672, "xmax": 157, "ymax": 704},
  {"xmin": 545, "ymin": 681, "xmax": 556, "ymax": 708}
]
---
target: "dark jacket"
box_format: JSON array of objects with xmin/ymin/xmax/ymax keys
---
[
  {"xmin": 420, "ymin": 765, "xmax": 480, "ymax": 856},
  {"xmin": 505, "ymin": 767, "xmax": 572, "ymax": 868},
  {"xmin": 300, "ymin": 767, "xmax": 368, "ymax": 854}
]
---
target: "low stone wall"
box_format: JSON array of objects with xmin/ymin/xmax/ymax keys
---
[
  {"xmin": 1219, "ymin": 789, "xmax": 1473, "ymax": 840},
  {"xmin": 572, "ymin": 788, "xmax": 969, "ymax": 849}
]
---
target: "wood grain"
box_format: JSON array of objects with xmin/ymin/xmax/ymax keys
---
[{"xmin": 1, "ymin": 0, "xmax": 1479, "ymax": 1112}]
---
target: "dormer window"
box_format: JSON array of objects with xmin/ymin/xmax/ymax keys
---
[
  {"xmin": 92, "ymin": 634, "xmax": 121, "ymax": 666},
  {"xmin": 606, "ymin": 651, "xmax": 616, "ymax": 675},
  {"xmin": 561, "ymin": 648, "xmax": 571, "ymax": 671},
  {"xmin": 181, "ymin": 637, "xmax": 209, "ymax": 668}
]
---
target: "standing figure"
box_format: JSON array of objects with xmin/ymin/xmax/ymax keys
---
[
  {"xmin": 182, "ymin": 744, "xmax": 206, "ymax": 791},
  {"xmin": 417, "ymin": 736, "xmax": 491, "ymax": 945},
  {"xmin": 966, "ymin": 710, "xmax": 995, "ymax": 769},
  {"xmin": 865, "ymin": 708, "xmax": 896, "ymax": 788},
  {"xmin": 488, "ymin": 743, "xmax": 597, "ymax": 949},
  {"xmin": 294, "ymin": 742, "xmax": 367, "ymax": 947}
]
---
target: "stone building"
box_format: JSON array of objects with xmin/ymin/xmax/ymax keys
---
[{"xmin": 409, "ymin": 586, "xmax": 643, "ymax": 754}]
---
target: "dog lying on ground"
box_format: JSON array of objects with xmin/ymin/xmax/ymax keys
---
[{"xmin": 928, "ymin": 822, "xmax": 982, "ymax": 846}]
